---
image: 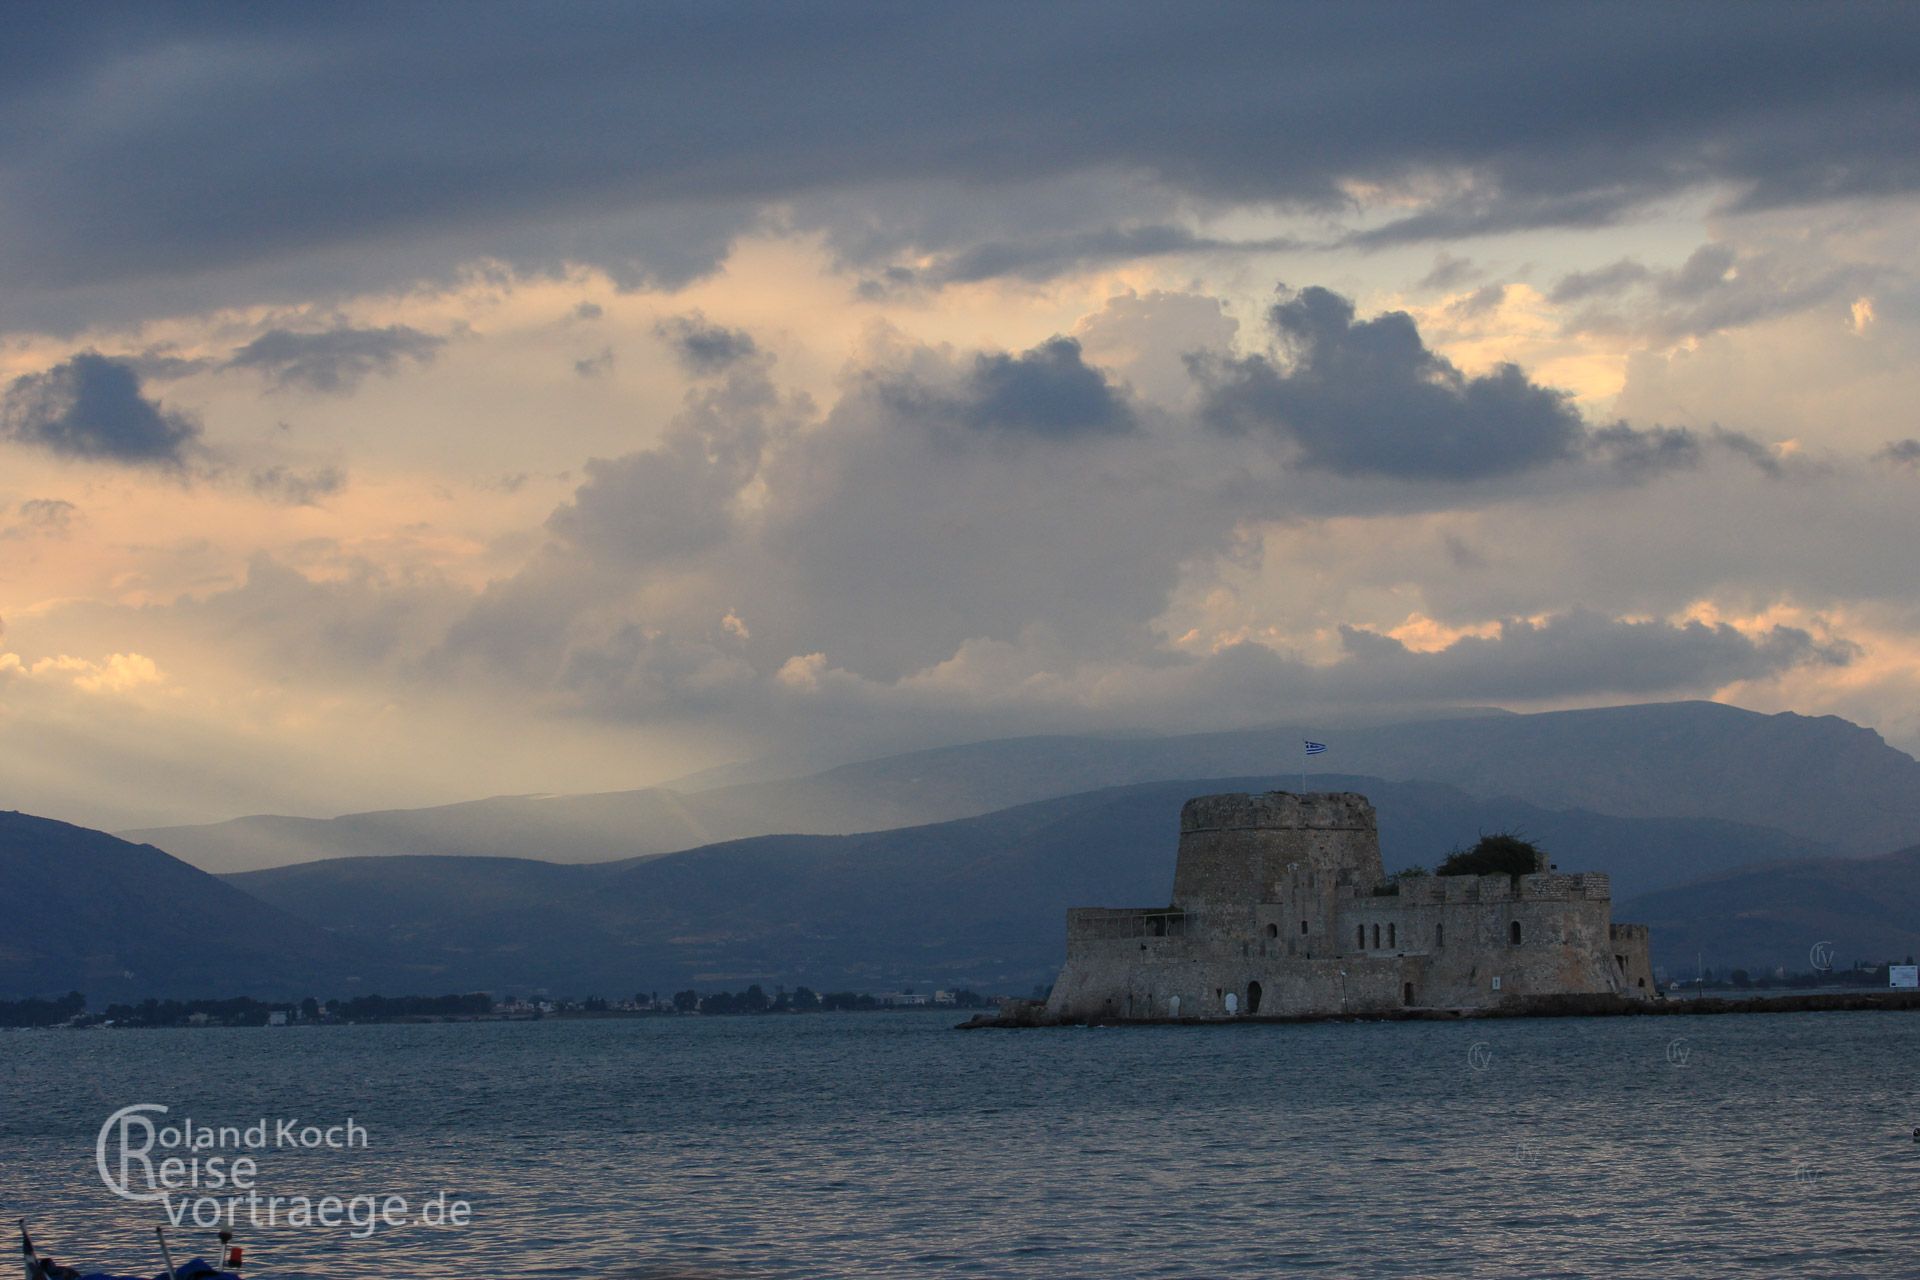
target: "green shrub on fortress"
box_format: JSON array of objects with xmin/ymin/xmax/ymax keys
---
[{"xmin": 1436, "ymin": 834, "xmax": 1544, "ymax": 879}]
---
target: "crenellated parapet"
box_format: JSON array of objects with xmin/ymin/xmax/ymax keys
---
[
  {"xmin": 1391, "ymin": 871, "xmax": 1614, "ymax": 905},
  {"xmin": 1179, "ymin": 791, "xmax": 1377, "ymax": 835}
]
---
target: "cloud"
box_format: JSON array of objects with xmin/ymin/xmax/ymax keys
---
[
  {"xmin": 0, "ymin": 352, "xmax": 201, "ymax": 466},
  {"xmin": 735, "ymin": 607, "xmax": 1857, "ymax": 745},
  {"xmin": 1449, "ymin": 283, "xmax": 1508, "ymax": 318},
  {"xmin": 1548, "ymin": 259, "xmax": 1653, "ymax": 304},
  {"xmin": 656, "ymin": 314, "xmax": 759, "ymax": 375},
  {"xmin": 248, "ymin": 465, "xmax": 348, "ymax": 506},
  {"xmin": 1584, "ymin": 422, "xmax": 1701, "ymax": 477},
  {"xmin": 1, "ymin": 497, "xmax": 77, "ymax": 539},
  {"xmin": 1329, "ymin": 610, "xmax": 1852, "ymax": 704},
  {"xmin": 6, "ymin": 8, "xmax": 1919, "ymax": 324},
  {"xmin": 22, "ymin": 651, "xmax": 167, "ymax": 696},
  {"xmin": 882, "ymin": 336, "xmax": 1136, "ymax": 440},
  {"xmin": 544, "ymin": 346, "xmax": 794, "ymax": 565},
  {"xmin": 1552, "ymin": 242, "xmax": 1875, "ymax": 342},
  {"xmin": 867, "ymin": 224, "xmax": 1300, "ymax": 291},
  {"xmin": 1417, "ymin": 253, "xmax": 1480, "ymax": 291},
  {"xmin": 1875, "ymin": 439, "xmax": 1920, "ymax": 471},
  {"xmin": 1195, "ymin": 286, "xmax": 1586, "ymax": 478},
  {"xmin": 573, "ymin": 346, "xmax": 615, "ymax": 378},
  {"xmin": 224, "ymin": 325, "xmax": 444, "ymax": 394}
]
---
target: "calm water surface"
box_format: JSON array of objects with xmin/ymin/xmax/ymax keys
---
[{"xmin": 3, "ymin": 1012, "xmax": 1917, "ymax": 1278}]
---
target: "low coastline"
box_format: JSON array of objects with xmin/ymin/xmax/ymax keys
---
[{"xmin": 959, "ymin": 988, "xmax": 1920, "ymax": 1029}]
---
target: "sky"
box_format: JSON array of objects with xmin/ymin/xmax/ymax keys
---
[{"xmin": 4, "ymin": 3, "xmax": 1920, "ymax": 829}]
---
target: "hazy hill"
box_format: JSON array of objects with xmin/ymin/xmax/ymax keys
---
[
  {"xmin": 0, "ymin": 810, "xmax": 364, "ymax": 1000},
  {"xmin": 1622, "ymin": 846, "xmax": 1920, "ymax": 976},
  {"xmin": 128, "ymin": 702, "xmax": 1920, "ymax": 873},
  {"xmin": 223, "ymin": 774, "xmax": 1828, "ymax": 996}
]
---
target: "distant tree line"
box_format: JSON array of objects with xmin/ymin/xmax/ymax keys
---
[
  {"xmin": 95, "ymin": 992, "xmax": 494, "ymax": 1027},
  {"xmin": 9, "ymin": 986, "xmax": 999, "ymax": 1026},
  {"xmin": 1680, "ymin": 958, "xmax": 1917, "ymax": 991},
  {"xmin": 0, "ymin": 991, "xmax": 85, "ymax": 1027},
  {"xmin": 666, "ymin": 984, "xmax": 991, "ymax": 1015}
]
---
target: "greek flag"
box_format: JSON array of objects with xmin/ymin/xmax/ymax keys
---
[{"xmin": 1304, "ymin": 740, "xmax": 1327, "ymax": 755}]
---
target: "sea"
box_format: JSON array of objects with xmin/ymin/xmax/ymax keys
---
[{"xmin": 3, "ymin": 1010, "xmax": 1916, "ymax": 1279}]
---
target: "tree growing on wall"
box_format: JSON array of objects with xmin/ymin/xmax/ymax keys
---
[{"xmin": 1436, "ymin": 833, "xmax": 1544, "ymax": 879}]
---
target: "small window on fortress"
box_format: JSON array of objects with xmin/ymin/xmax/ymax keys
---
[
  {"xmin": 1509, "ymin": 920, "xmax": 1522, "ymax": 945},
  {"xmin": 1265, "ymin": 923, "xmax": 1279, "ymax": 939},
  {"xmin": 1388, "ymin": 923, "xmax": 1396, "ymax": 948},
  {"xmin": 1300, "ymin": 920, "xmax": 1307, "ymax": 935},
  {"xmin": 1357, "ymin": 925, "xmax": 1366, "ymax": 949},
  {"xmin": 1372, "ymin": 924, "xmax": 1381, "ymax": 949},
  {"xmin": 1435, "ymin": 923, "xmax": 1443, "ymax": 947}
]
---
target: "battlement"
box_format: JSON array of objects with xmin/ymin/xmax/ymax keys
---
[
  {"xmin": 1180, "ymin": 791, "xmax": 1375, "ymax": 834},
  {"xmin": 1391, "ymin": 871, "xmax": 1613, "ymax": 905},
  {"xmin": 1066, "ymin": 907, "xmax": 1189, "ymax": 941}
]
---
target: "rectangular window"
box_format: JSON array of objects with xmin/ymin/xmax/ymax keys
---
[
  {"xmin": 1388, "ymin": 923, "xmax": 1397, "ymax": 948},
  {"xmin": 1436, "ymin": 923, "xmax": 1444, "ymax": 947},
  {"xmin": 1357, "ymin": 925, "xmax": 1365, "ymax": 948}
]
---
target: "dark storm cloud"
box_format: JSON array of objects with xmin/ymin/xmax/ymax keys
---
[
  {"xmin": 225, "ymin": 325, "xmax": 444, "ymax": 394},
  {"xmin": 1330, "ymin": 610, "xmax": 1852, "ymax": 703},
  {"xmin": 0, "ymin": 353, "xmax": 200, "ymax": 466},
  {"xmin": 881, "ymin": 337, "xmax": 1135, "ymax": 440},
  {"xmin": 1196, "ymin": 286, "xmax": 1584, "ymax": 478},
  {"xmin": 957, "ymin": 338, "xmax": 1135, "ymax": 438},
  {"xmin": 1195, "ymin": 285, "xmax": 1777, "ymax": 483},
  {"xmin": 1585, "ymin": 422, "xmax": 1701, "ymax": 477},
  {"xmin": 656, "ymin": 315, "xmax": 759, "ymax": 374},
  {"xmin": 4, "ymin": 5, "xmax": 1918, "ymax": 321}
]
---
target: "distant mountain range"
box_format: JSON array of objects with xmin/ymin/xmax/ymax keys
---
[
  {"xmin": 124, "ymin": 701, "xmax": 1920, "ymax": 873},
  {"xmin": 1622, "ymin": 846, "xmax": 1920, "ymax": 975},
  {"xmin": 0, "ymin": 769, "xmax": 1861, "ymax": 1000},
  {"xmin": 213, "ymin": 773, "xmax": 1841, "ymax": 995},
  {"xmin": 0, "ymin": 811, "xmax": 361, "ymax": 1000},
  {"xmin": 10, "ymin": 700, "xmax": 1920, "ymax": 1001}
]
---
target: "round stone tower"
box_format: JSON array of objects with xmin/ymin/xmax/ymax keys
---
[{"xmin": 1170, "ymin": 792, "xmax": 1382, "ymax": 930}]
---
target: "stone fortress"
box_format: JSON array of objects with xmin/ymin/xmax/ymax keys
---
[{"xmin": 1045, "ymin": 790, "xmax": 1656, "ymax": 1021}]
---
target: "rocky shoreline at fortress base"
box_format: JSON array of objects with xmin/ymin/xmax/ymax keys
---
[{"xmin": 959, "ymin": 988, "xmax": 1920, "ymax": 1029}]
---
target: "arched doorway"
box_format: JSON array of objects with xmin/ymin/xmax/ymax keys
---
[{"xmin": 1246, "ymin": 981, "xmax": 1263, "ymax": 1014}]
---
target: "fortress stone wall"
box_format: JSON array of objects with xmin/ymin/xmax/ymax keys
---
[{"xmin": 1045, "ymin": 790, "xmax": 1656, "ymax": 1021}]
